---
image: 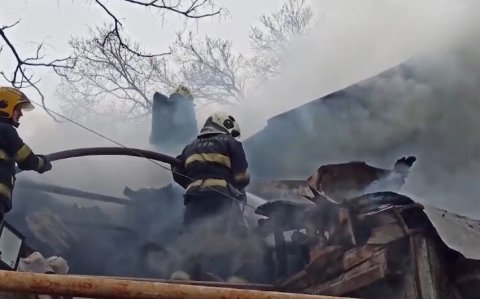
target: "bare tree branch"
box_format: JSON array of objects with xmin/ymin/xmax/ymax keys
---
[
  {"xmin": 0, "ymin": 20, "xmax": 76, "ymax": 120},
  {"xmin": 1, "ymin": 20, "xmax": 21, "ymax": 31},
  {"xmin": 56, "ymin": 0, "xmax": 312, "ymax": 119},
  {"xmin": 94, "ymin": 0, "xmax": 165, "ymax": 58},
  {"xmin": 0, "ymin": 22, "xmax": 74, "ymax": 87},
  {"xmin": 94, "ymin": 0, "xmax": 224, "ymax": 58},
  {"xmin": 58, "ymin": 23, "xmax": 248, "ymax": 120},
  {"xmin": 0, "ymin": 0, "xmax": 225, "ymax": 122},
  {"xmin": 249, "ymin": 0, "xmax": 313, "ymax": 79},
  {"xmin": 120, "ymin": 0, "xmax": 222, "ymax": 18},
  {"xmin": 56, "ymin": 25, "xmax": 174, "ymax": 120},
  {"xmin": 171, "ymin": 31, "xmax": 248, "ymax": 104}
]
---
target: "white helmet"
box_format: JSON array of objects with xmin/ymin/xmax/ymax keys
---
[
  {"xmin": 199, "ymin": 111, "xmax": 241, "ymax": 138},
  {"xmin": 171, "ymin": 85, "xmax": 193, "ymax": 100}
]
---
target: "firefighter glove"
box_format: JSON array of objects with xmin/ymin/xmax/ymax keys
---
[{"xmin": 37, "ymin": 155, "xmax": 52, "ymax": 173}]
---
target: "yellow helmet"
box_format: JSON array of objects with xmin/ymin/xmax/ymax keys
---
[
  {"xmin": 0, "ymin": 87, "xmax": 35, "ymax": 119},
  {"xmin": 172, "ymin": 85, "xmax": 193, "ymax": 99}
]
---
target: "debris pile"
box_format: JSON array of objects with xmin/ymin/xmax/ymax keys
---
[{"xmin": 247, "ymin": 157, "xmax": 480, "ymax": 298}]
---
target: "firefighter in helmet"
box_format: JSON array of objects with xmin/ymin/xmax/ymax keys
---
[
  {"xmin": 0, "ymin": 87, "xmax": 52, "ymax": 221},
  {"xmin": 171, "ymin": 111, "xmax": 251, "ymax": 282},
  {"xmin": 170, "ymin": 85, "xmax": 194, "ymax": 101}
]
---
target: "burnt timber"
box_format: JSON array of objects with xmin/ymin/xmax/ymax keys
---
[{"xmin": 247, "ymin": 160, "xmax": 480, "ymax": 299}]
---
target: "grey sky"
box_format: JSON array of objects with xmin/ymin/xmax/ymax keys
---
[{"xmin": 0, "ymin": 0, "xmax": 282, "ymax": 107}]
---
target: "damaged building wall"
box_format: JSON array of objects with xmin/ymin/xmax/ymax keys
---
[{"xmin": 243, "ymin": 64, "xmax": 418, "ymax": 179}]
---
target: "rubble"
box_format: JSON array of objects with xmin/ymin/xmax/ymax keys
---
[
  {"xmin": 246, "ymin": 158, "xmax": 480, "ymax": 298},
  {"xmin": 5, "ymin": 148, "xmax": 480, "ymax": 298},
  {"xmin": 0, "ymin": 251, "xmax": 70, "ymax": 299}
]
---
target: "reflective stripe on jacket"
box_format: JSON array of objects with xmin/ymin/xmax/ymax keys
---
[
  {"xmin": 0, "ymin": 120, "xmax": 45, "ymax": 211},
  {"xmin": 173, "ymin": 133, "xmax": 250, "ymax": 197}
]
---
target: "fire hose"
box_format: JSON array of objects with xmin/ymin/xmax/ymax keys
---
[{"xmin": 15, "ymin": 147, "xmax": 184, "ymax": 174}]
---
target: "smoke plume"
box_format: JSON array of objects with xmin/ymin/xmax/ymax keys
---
[{"xmin": 229, "ymin": 0, "xmax": 480, "ymax": 219}]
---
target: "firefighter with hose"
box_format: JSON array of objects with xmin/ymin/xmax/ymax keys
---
[
  {"xmin": 170, "ymin": 111, "xmax": 252, "ymax": 283},
  {"xmin": 0, "ymin": 87, "xmax": 52, "ymax": 223}
]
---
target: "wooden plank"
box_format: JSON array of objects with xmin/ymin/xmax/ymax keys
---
[
  {"xmin": 414, "ymin": 235, "xmax": 437, "ymax": 299},
  {"xmin": 342, "ymin": 246, "xmax": 384, "ymax": 271},
  {"xmin": 285, "ymin": 246, "xmax": 384, "ymax": 293},
  {"xmin": 306, "ymin": 246, "xmax": 343, "ymax": 278},
  {"xmin": 279, "ymin": 270, "xmax": 311, "ymax": 292},
  {"xmin": 411, "ymin": 235, "xmax": 457, "ymax": 299},
  {"xmin": 367, "ymin": 223, "xmax": 406, "ymax": 245},
  {"xmin": 309, "ymin": 246, "xmax": 341, "ymax": 266},
  {"xmin": 0, "ymin": 270, "xmax": 360, "ymax": 299},
  {"xmin": 358, "ymin": 209, "xmax": 398, "ymax": 225},
  {"xmin": 304, "ymin": 249, "xmax": 388, "ymax": 296},
  {"xmin": 313, "ymin": 265, "xmax": 386, "ymax": 296}
]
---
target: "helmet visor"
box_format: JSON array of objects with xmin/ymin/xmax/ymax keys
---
[{"xmin": 16, "ymin": 99, "xmax": 35, "ymax": 111}]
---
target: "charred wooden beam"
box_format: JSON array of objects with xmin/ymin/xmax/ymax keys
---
[
  {"xmin": 304, "ymin": 249, "xmax": 388, "ymax": 296},
  {"xmin": 274, "ymin": 228, "xmax": 288, "ymax": 280},
  {"xmin": 16, "ymin": 180, "xmax": 133, "ymax": 205}
]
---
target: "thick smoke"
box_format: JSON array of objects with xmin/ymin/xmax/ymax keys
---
[
  {"xmin": 9, "ymin": 109, "xmax": 183, "ymax": 276},
  {"xmin": 400, "ymin": 47, "xmax": 480, "ymax": 217},
  {"xmin": 17, "ymin": 111, "xmax": 170, "ymax": 199},
  {"xmin": 231, "ymin": 0, "xmax": 480, "ymax": 219},
  {"xmin": 11, "ymin": 97, "xmax": 272, "ymax": 280},
  {"xmin": 182, "ymin": 0, "xmax": 480, "ymax": 275},
  {"xmin": 317, "ymin": 4, "xmax": 480, "ymax": 218},
  {"xmin": 2, "ymin": 0, "xmax": 282, "ymax": 281}
]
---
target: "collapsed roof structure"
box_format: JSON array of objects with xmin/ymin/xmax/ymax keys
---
[{"xmin": 246, "ymin": 157, "xmax": 480, "ymax": 299}]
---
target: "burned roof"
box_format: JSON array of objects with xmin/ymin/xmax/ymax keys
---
[{"xmin": 243, "ymin": 63, "xmax": 414, "ymax": 178}]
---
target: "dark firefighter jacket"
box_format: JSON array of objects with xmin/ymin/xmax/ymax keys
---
[
  {"xmin": 0, "ymin": 120, "xmax": 48, "ymax": 211},
  {"xmin": 172, "ymin": 133, "xmax": 250, "ymax": 200}
]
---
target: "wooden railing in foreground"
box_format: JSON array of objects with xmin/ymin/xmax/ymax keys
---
[{"xmin": 0, "ymin": 270, "xmax": 358, "ymax": 299}]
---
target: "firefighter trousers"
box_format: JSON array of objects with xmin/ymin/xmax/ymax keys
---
[{"xmin": 175, "ymin": 194, "xmax": 250, "ymax": 281}]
